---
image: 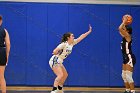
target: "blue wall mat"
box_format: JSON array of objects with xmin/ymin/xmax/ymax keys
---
[
  {"xmin": 68, "ymin": 4, "xmax": 91, "ymax": 86},
  {"xmin": 0, "ymin": 3, "xmax": 5, "ymax": 18},
  {"xmin": 0, "ymin": 1, "xmax": 139, "ymax": 86},
  {"xmin": 68, "ymin": 4, "xmax": 110, "ymax": 86},
  {"xmin": 26, "ymin": 3, "xmax": 48, "ymax": 85},
  {"xmin": 3, "ymin": 3, "xmax": 27, "ymax": 85},
  {"xmin": 88, "ymin": 5, "xmax": 110, "ymax": 86},
  {"xmin": 47, "ymin": 3, "xmax": 69, "ymax": 85},
  {"xmin": 131, "ymin": 6, "xmax": 140, "ymax": 87}
]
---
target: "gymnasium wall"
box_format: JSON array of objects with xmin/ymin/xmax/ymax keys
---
[{"xmin": 0, "ymin": 2, "xmax": 140, "ymax": 87}]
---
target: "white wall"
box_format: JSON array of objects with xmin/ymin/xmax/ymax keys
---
[{"xmin": 0, "ymin": 0, "xmax": 140, "ymax": 5}]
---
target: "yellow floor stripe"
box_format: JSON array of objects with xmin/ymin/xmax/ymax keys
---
[{"xmin": 5, "ymin": 87, "xmax": 140, "ymax": 92}]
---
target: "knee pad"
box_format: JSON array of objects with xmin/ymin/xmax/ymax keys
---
[
  {"xmin": 122, "ymin": 70, "xmax": 127, "ymax": 82},
  {"xmin": 125, "ymin": 70, "xmax": 134, "ymax": 83}
]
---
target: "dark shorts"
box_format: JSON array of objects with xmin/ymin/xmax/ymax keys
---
[
  {"xmin": 123, "ymin": 54, "xmax": 136, "ymax": 67},
  {"xmin": 0, "ymin": 47, "xmax": 7, "ymax": 66}
]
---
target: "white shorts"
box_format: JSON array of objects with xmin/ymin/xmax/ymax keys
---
[{"xmin": 49, "ymin": 55, "xmax": 63, "ymax": 68}]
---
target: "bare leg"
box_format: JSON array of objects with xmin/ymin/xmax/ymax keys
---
[{"xmin": 0, "ymin": 66, "xmax": 6, "ymax": 93}]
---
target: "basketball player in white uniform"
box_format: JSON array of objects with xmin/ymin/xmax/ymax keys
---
[{"xmin": 49, "ymin": 24, "xmax": 92, "ymax": 93}]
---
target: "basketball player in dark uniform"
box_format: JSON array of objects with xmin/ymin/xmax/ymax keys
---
[
  {"xmin": 0, "ymin": 15, "xmax": 10, "ymax": 93},
  {"xmin": 119, "ymin": 15, "xmax": 136, "ymax": 93}
]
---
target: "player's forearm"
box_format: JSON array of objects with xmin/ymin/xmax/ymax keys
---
[
  {"xmin": 119, "ymin": 22, "xmax": 126, "ymax": 31},
  {"xmin": 53, "ymin": 48, "xmax": 59, "ymax": 55},
  {"xmin": 83, "ymin": 30, "xmax": 91, "ymax": 37},
  {"xmin": 78, "ymin": 30, "xmax": 91, "ymax": 41}
]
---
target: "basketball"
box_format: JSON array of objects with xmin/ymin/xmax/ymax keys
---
[{"xmin": 123, "ymin": 14, "xmax": 133, "ymax": 25}]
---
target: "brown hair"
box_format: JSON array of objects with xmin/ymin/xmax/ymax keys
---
[
  {"xmin": 0, "ymin": 15, "xmax": 2, "ymax": 20},
  {"xmin": 61, "ymin": 32, "xmax": 72, "ymax": 43}
]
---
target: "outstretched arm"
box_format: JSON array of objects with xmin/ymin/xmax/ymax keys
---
[{"xmin": 76, "ymin": 24, "xmax": 92, "ymax": 44}]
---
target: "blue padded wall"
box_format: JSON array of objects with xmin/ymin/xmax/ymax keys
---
[{"xmin": 0, "ymin": 2, "xmax": 139, "ymax": 86}]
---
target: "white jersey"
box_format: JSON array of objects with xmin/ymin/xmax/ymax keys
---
[
  {"xmin": 55, "ymin": 39, "xmax": 78, "ymax": 60},
  {"xmin": 49, "ymin": 39, "xmax": 78, "ymax": 68}
]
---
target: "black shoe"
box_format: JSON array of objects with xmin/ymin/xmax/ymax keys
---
[{"xmin": 124, "ymin": 91, "xmax": 130, "ymax": 93}]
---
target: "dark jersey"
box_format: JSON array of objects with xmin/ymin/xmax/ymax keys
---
[
  {"xmin": 121, "ymin": 38, "xmax": 136, "ymax": 66},
  {"xmin": 0, "ymin": 26, "xmax": 6, "ymax": 47},
  {"xmin": 0, "ymin": 26, "xmax": 7, "ymax": 66},
  {"xmin": 121, "ymin": 38, "xmax": 132, "ymax": 55}
]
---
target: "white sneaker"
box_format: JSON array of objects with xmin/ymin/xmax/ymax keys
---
[
  {"xmin": 57, "ymin": 90, "xmax": 64, "ymax": 93},
  {"xmin": 50, "ymin": 90, "xmax": 58, "ymax": 93}
]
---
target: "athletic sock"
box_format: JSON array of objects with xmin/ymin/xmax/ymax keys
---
[
  {"xmin": 52, "ymin": 87, "xmax": 57, "ymax": 91},
  {"xmin": 58, "ymin": 85, "xmax": 63, "ymax": 90}
]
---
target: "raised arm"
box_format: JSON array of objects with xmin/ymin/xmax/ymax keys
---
[
  {"xmin": 76, "ymin": 24, "xmax": 92, "ymax": 44},
  {"xmin": 118, "ymin": 16, "xmax": 131, "ymax": 42}
]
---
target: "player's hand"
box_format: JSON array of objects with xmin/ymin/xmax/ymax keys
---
[
  {"xmin": 122, "ymin": 16, "xmax": 127, "ymax": 24},
  {"xmin": 89, "ymin": 24, "xmax": 92, "ymax": 32}
]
